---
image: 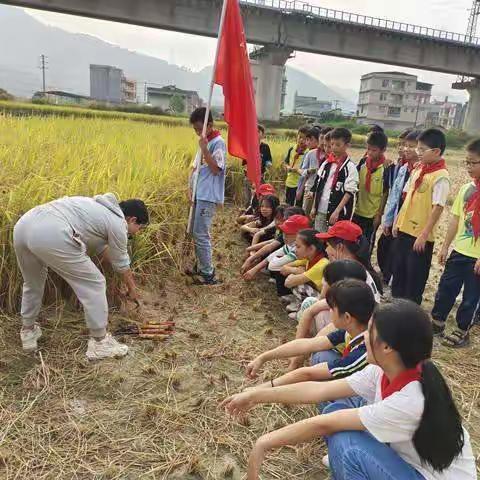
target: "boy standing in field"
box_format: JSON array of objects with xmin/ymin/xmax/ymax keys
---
[
  {"xmin": 283, "ymin": 126, "xmax": 309, "ymax": 206},
  {"xmin": 258, "ymin": 124, "xmax": 273, "ymax": 182},
  {"xmin": 352, "ymin": 130, "xmax": 389, "ymax": 255},
  {"xmin": 310, "ymin": 128, "xmax": 358, "ymax": 233},
  {"xmin": 188, "ymin": 107, "xmax": 226, "ymax": 285},
  {"xmin": 392, "ymin": 128, "xmax": 450, "ymax": 304},
  {"xmin": 431, "ymin": 139, "xmax": 480, "ymax": 348},
  {"xmin": 298, "ymin": 127, "xmax": 322, "ymax": 216}
]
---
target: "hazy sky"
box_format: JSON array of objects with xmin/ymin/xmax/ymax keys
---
[{"xmin": 27, "ymin": 0, "xmax": 473, "ymax": 100}]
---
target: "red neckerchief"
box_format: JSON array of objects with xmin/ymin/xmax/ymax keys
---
[
  {"xmin": 307, "ymin": 252, "xmax": 325, "ymax": 270},
  {"xmin": 413, "ymin": 159, "xmax": 447, "ymax": 193},
  {"xmin": 381, "ymin": 365, "xmax": 422, "ymax": 399},
  {"xmin": 207, "ymin": 130, "xmax": 221, "ymax": 142},
  {"xmin": 365, "ymin": 155, "xmax": 385, "ymax": 193},
  {"xmin": 326, "ymin": 153, "xmax": 347, "ymax": 191},
  {"xmin": 341, "ymin": 333, "xmax": 365, "ymax": 358},
  {"xmin": 465, "ymin": 179, "xmax": 480, "ymax": 240}
]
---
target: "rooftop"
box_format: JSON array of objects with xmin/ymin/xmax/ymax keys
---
[{"xmin": 147, "ymin": 85, "xmax": 199, "ymax": 97}]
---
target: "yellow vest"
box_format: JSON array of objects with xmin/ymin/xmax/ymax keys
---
[
  {"xmin": 396, "ymin": 168, "xmax": 449, "ymax": 242},
  {"xmin": 356, "ymin": 163, "xmax": 385, "ymax": 219}
]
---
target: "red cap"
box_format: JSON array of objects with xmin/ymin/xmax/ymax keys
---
[
  {"xmin": 279, "ymin": 215, "xmax": 311, "ymax": 234},
  {"xmin": 316, "ymin": 220, "xmax": 362, "ymax": 243},
  {"xmin": 257, "ymin": 183, "xmax": 276, "ymax": 196}
]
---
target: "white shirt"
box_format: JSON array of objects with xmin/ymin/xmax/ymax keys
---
[
  {"xmin": 347, "ymin": 365, "xmax": 477, "ymax": 480},
  {"xmin": 365, "ymin": 271, "xmax": 381, "ymax": 303},
  {"xmin": 318, "ymin": 165, "xmax": 337, "ymax": 214},
  {"xmin": 403, "ymin": 177, "xmax": 450, "ymax": 207},
  {"xmin": 267, "ymin": 243, "xmax": 296, "ymax": 272}
]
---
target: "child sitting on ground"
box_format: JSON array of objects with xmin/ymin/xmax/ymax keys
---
[
  {"xmin": 280, "ymin": 229, "xmax": 329, "ymax": 319},
  {"xmin": 245, "ymin": 279, "xmax": 375, "ymax": 391},
  {"xmin": 241, "ymin": 206, "xmax": 303, "ymax": 275},
  {"xmin": 240, "ymin": 194, "xmax": 279, "ymax": 242},
  {"xmin": 237, "ymin": 183, "xmax": 276, "ymax": 225}
]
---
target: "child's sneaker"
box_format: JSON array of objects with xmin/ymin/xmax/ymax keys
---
[
  {"xmin": 86, "ymin": 334, "xmax": 129, "ymax": 361},
  {"xmin": 286, "ymin": 301, "xmax": 300, "ymax": 313},
  {"xmin": 280, "ymin": 294, "xmax": 295, "ymax": 304},
  {"xmin": 20, "ymin": 324, "xmax": 42, "ymax": 352}
]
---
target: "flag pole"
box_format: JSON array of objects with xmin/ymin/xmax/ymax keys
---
[{"xmin": 187, "ymin": 0, "xmax": 230, "ymax": 235}]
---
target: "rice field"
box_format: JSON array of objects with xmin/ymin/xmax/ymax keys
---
[{"xmin": 0, "ymin": 112, "xmax": 478, "ymax": 478}]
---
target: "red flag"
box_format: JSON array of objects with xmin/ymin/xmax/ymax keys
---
[{"xmin": 214, "ymin": 0, "xmax": 261, "ymax": 188}]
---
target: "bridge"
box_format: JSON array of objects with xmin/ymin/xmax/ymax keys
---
[{"xmin": 3, "ymin": 0, "xmax": 480, "ymax": 131}]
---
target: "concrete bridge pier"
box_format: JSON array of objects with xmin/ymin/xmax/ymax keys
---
[
  {"xmin": 250, "ymin": 46, "xmax": 294, "ymax": 121},
  {"xmin": 453, "ymin": 78, "xmax": 480, "ymax": 135}
]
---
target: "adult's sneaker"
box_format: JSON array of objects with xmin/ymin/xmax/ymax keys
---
[
  {"xmin": 20, "ymin": 324, "xmax": 42, "ymax": 352},
  {"xmin": 86, "ymin": 334, "xmax": 129, "ymax": 361}
]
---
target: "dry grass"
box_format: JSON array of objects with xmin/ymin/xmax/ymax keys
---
[{"xmin": 0, "ymin": 119, "xmax": 478, "ymax": 478}]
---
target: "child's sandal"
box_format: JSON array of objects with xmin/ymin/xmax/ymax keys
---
[{"xmin": 441, "ymin": 329, "xmax": 470, "ymax": 348}]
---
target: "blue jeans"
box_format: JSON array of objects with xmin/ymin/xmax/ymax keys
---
[
  {"xmin": 431, "ymin": 250, "xmax": 480, "ymax": 331},
  {"xmin": 193, "ymin": 200, "xmax": 216, "ymax": 277},
  {"xmin": 324, "ymin": 401, "xmax": 425, "ymax": 480}
]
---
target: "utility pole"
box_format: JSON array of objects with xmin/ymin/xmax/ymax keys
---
[
  {"xmin": 144, "ymin": 82, "xmax": 148, "ymax": 103},
  {"xmin": 39, "ymin": 54, "xmax": 47, "ymax": 93}
]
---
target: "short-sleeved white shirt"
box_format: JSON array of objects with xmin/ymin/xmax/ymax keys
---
[{"xmin": 346, "ymin": 365, "xmax": 476, "ymax": 480}]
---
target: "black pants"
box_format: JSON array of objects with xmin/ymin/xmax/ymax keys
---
[
  {"xmin": 391, "ymin": 232, "xmax": 434, "ymax": 305},
  {"xmin": 431, "ymin": 251, "xmax": 480, "ymax": 331},
  {"xmin": 270, "ymin": 270, "xmax": 292, "ymax": 296},
  {"xmin": 352, "ymin": 214, "xmax": 375, "ymax": 258},
  {"xmin": 377, "ymin": 234, "xmax": 395, "ymax": 284}
]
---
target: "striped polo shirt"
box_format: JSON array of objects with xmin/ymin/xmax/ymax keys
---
[{"xmin": 326, "ymin": 329, "xmax": 368, "ymax": 379}]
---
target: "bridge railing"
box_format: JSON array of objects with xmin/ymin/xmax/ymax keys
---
[{"xmin": 241, "ymin": 0, "xmax": 480, "ymax": 46}]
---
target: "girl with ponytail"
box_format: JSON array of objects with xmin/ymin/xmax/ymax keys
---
[{"xmin": 222, "ymin": 299, "xmax": 476, "ymax": 480}]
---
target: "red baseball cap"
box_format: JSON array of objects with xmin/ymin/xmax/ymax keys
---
[
  {"xmin": 257, "ymin": 183, "xmax": 276, "ymax": 196},
  {"xmin": 279, "ymin": 215, "xmax": 311, "ymax": 234},
  {"xmin": 316, "ymin": 221, "xmax": 362, "ymax": 243}
]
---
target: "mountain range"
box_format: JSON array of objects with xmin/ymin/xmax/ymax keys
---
[{"xmin": 0, "ymin": 5, "xmax": 357, "ymax": 112}]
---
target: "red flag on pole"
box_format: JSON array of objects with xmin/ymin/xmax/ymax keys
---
[{"xmin": 214, "ymin": 0, "xmax": 261, "ymax": 188}]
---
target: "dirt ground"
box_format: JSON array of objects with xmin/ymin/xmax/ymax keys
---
[{"xmin": 1, "ymin": 199, "xmax": 479, "ymax": 478}]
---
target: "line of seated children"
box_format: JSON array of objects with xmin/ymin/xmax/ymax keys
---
[
  {"xmin": 246, "ymin": 264, "xmax": 375, "ymax": 386},
  {"xmin": 222, "ymin": 299, "xmax": 477, "ymax": 480},
  {"xmin": 352, "ymin": 130, "xmax": 390, "ymax": 258},
  {"xmin": 283, "ymin": 126, "xmax": 309, "ymax": 206},
  {"xmin": 239, "ymin": 194, "xmax": 280, "ymax": 243},
  {"xmin": 241, "ymin": 206, "xmax": 305, "ymax": 279},
  {"xmin": 310, "ymin": 128, "xmax": 359, "ymax": 233},
  {"xmin": 237, "ymin": 182, "xmax": 276, "ymax": 226},
  {"xmin": 378, "ymin": 128, "xmax": 420, "ymax": 284}
]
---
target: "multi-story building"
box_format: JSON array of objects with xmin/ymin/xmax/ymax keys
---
[
  {"xmin": 357, "ymin": 72, "xmax": 433, "ymax": 130},
  {"xmin": 90, "ymin": 64, "xmax": 136, "ymax": 104},
  {"xmin": 438, "ymin": 97, "xmax": 466, "ymax": 130},
  {"xmin": 146, "ymin": 85, "xmax": 202, "ymax": 114},
  {"xmin": 294, "ymin": 92, "xmax": 332, "ymax": 118}
]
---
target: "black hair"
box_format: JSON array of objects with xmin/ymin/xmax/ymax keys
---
[
  {"xmin": 372, "ymin": 300, "xmax": 465, "ymax": 471},
  {"xmin": 119, "ymin": 199, "xmax": 149, "ymax": 225},
  {"xmin": 306, "ymin": 127, "xmax": 321, "ymax": 141},
  {"xmin": 258, "ymin": 194, "xmax": 280, "ymax": 224},
  {"xmin": 417, "ymin": 128, "xmax": 446, "ymax": 155},
  {"xmin": 258, "ymin": 124, "xmax": 266, "ymax": 134},
  {"xmin": 330, "ymin": 127, "xmax": 352, "ymax": 144},
  {"xmin": 327, "ymin": 236, "xmax": 383, "ymax": 294},
  {"xmin": 367, "ymin": 131, "xmax": 388, "ymax": 150},
  {"xmin": 466, "ymin": 138, "xmax": 480, "ymax": 156},
  {"xmin": 405, "ymin": 130, "xmax": 422, "ymax": 142},
  {"xmin": 189, "ymin": 107, "xmax": 213, "ymax": 125},
  {"xmin": 321, "ymin": 126, "xmax": 334, "ymax": 136},
  {"xmin": 324, "ymin": 131, "xmax": 333, "ymax": 141},
  {"xmin": 297, "ymin": 229, "xmax": 326, "ymax": 255},
  {"xmin": 323, "ymin": 259, "xmax": 367, "ymax": 286},
  {"xmin": 284, "ymin": 206, "xmax": 305, "ymax": 219},
  {"xmin": 275, "ymin": 204, "xmax": 287, "ymax": 219},
  {"xmin": 368, "ymin": 124, "xmax": 384, "ymax": 133},
  {"xmin": 398, "ymin": 128, "xmax": 413, "ymax": 140},
  {"xmin": 326, "ymin": 279, "xmax": 375, "ymax": 325},
  {"xmin": 298, "ymin": 125, "xmax": 311, "ymax": 136}
]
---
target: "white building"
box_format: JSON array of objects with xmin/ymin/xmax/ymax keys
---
[
  {"xmin": 294, "ymin": 92, "xmax": 332, "ymax": 118},
  {"xmin": 357, "ymin": 72, "xmax": 433, "ymax": 130}
]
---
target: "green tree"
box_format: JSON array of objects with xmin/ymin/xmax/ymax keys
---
[{"xmin": 169, "ymin": 94, "xmax": 186, "ymax": 114}]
